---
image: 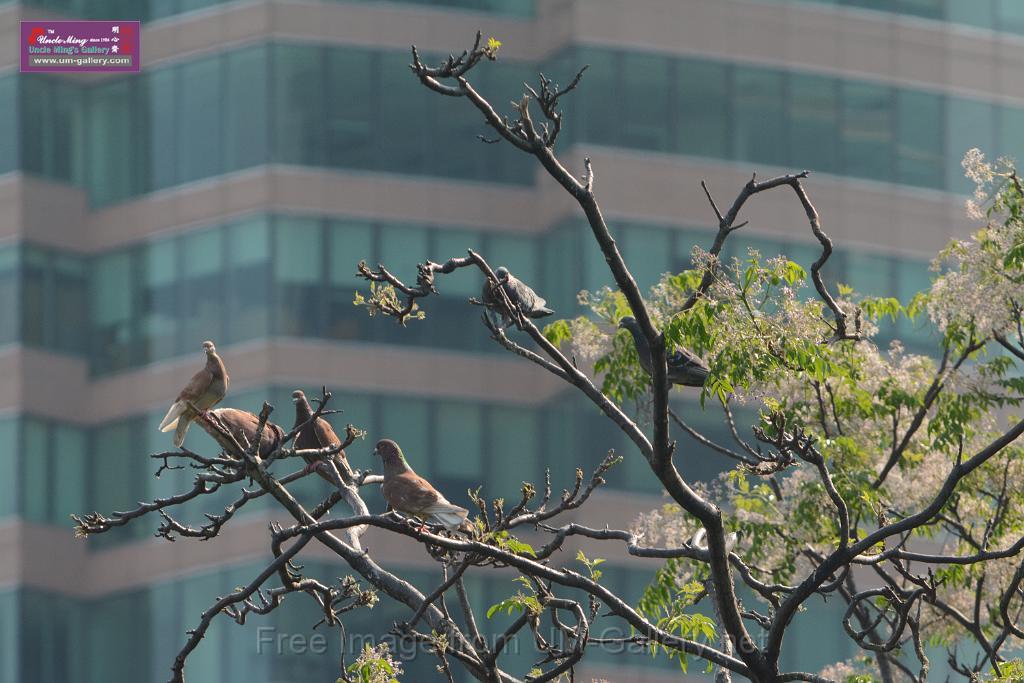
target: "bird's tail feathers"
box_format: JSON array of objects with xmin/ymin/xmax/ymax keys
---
[
  {"xmin": 423, "ymin": 503, "xmax": 469, "ymax": 532},
  {"xmin": 173, "ymin": 417, "xmax": 192, "ymax": 448},
  {"xmin": 159, "ymin": 401, "xmax": 186, "ymax": 432}
]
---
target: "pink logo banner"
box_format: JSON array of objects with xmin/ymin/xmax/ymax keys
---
[{"xmin": 21, "ymin": 20, "xmax": 140, "ymax": 73}]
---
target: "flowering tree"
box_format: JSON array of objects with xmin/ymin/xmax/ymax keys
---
[{"xmin": 73, "ymin": 34, "xmax": 1024, "ymax": 683}]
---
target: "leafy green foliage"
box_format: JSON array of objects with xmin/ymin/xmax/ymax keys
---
[
  {"xmin": 486, "ymin": 586, "xmax": 542, "ymax": 619},
  {"xmin": 485, "ymin": 530, "xmax": 537, "ymax": 558},
  {"xmin": 542, "ymin": 318, "xmax": 573, "ymax": 347},
  {"xmin": 575, "ymin": 550, "xmax": 605, "ymax": 582}
]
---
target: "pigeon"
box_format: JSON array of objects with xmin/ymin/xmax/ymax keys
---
[
  {"xmin": 482, "ymin": 266, "xmax": 554, "ymax": 327},
  {"xmin": 208, "ymin": 407, "xmax": 284, "ymax": 459},
  {"xmin": 292, "ymin": 390, "xmax": 353, "ymax": 485},
  {"xmin": 618, "ymin": 316, "xmax": 709, "ymax": 387},
  {"xmin": 374, "ymin": 439, "xmax": 468, "ymax": 532},
  {"xmin": 158, "ymin": 340, "xmax": 230, "ymax": 447}
]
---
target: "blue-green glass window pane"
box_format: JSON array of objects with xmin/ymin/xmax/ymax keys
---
[
  {"xmin": 53, "ymin": 253, "xmax": 86, "ymax": 355},
  {"xmin": 376, "ymin": 51, "xmax": 432, "ymax": 174},
  {"xmin": 574, "ymin": 47, "xmax": 619, "ymax": 147},
  {"xmin": 676, "ymin": 58, "xmax": 731, "ymax": 158},
  {"xmin": 496, "ymin": 0, "xmax": 533, "ymax": 13},
  {"xmin": 21, "ymin": 590, "xmax": 61, "ymax": 683},
  {"xmin": 433, "ymin": 229, "xmax": 482, "ymax": 297},
  {"xmin": 20, "ymin": 246, "xmax": 46, "ymax": 348},
  {"xmin": 87, "ymin": 80, "xmax": 135, "ymax": 205},
  {"xmin": 997, "ymin": 105, "xmax": 1024, "ymax": 171},
  {"xmin": 488, "ymin": 234, "xmax": 537, "ymax": 287},
  {"xmin": 379, "ymin": 224, "xmax": 428, "ymax": 281},
  {"xmin": 434, "ymin": 402, "xmax": 483, "ymax": 481},
  {"xmin": 786, "ymin": 241, "xmax": 822, "ymax": 274},
  {"xmin": 324, "ymin": 393, "xmax": 373, "ymax": 466},
  {"xmin": 541, "ymin": 225, "xmax": 577, "ymax": 313},
  {"xmin": 91, "ymin": 420, "xmax": 149, "ymax": 546},
  {"xmin": 0, "ymin": 420, "xmax": 16, "ymax": 518},
  {"xmin": 898, "ymin": 0, "xmax": 944, "ymax": 19},
  {"xmin": 484, "ymin": 60, "xmax": 536, "ymax": 183},
  {"xmin": 91, "ymin": 250, "xmax": 135, "ymax": 372},
  {"xmin": 896, "ymin": 258, "xmax": 934, "ymax": 349},
  {"xmin": 86, "ymin": 592, "xmax": 150, "ymax": 681},
  {"xmin": 329, "ymin": 220, "xmax": 372, "ymax": 287},
  {"xmin": 325, "ymin": 48, "xmax": 373, "ymax": 169},
  {"xmin": 181, "ymin": 229, "xmax": 224, "ymax": 351},
  {"xmin": 52, "ymin": 425, "xmax": 86, "ymax": 525},
  {"xmin": 225, "ymin": 45, "xmax": 268, "ymax": 172},
  {"xmin": 432, "ymin": 64, "xmax": 489, "ymax": 180},
  {"xmin": 147, "ymin": 68, "xmax": 178, "ymax": 191},
  {"xmin": 844, "ymin": 251, "xmax": 893, "ymax": 298},
  {"xmin": 0, "ymin": 248, "xmax": 17, "ymax": 346},
  {"xmin": 0, "ymin": 76, "xmax": 16, "ymax": 174},
  {"xmin": 327, "ymin": 220, "xmax": 372, "ymax": 341},
  {"xmin": 227, "ymin": 216, "xmax": 271, "ymax": 343},
  {"xmin": 949, "ymin": 0, "xmax": 994, "ymax": 29},
  {"xmin": 180, "ymin": 0, "xmax": 223, "ymax": 12},
  {"xmin": 378, "ymin": 398, "xmax": 431, "ymax": 478},
  {"xmin": 21, "ymin": 78, "xmax": 76, "ymax": 183},
  {"xmin": 623, "ymin": 224, "xmax": 671, "ymax": 290},
  {"xmin": 274, "ymin": 217, "xmax": 323, "ymax": 337},
  {"xmin": 582, "ymin": 223, "xmax": 613, "ymax": 293},
  {"xmin": 90, "ymin": 422, "xmax": 134, "ymax": 514},
  {"xmin": 20, "ymin": 419, "xmax": 48, "ymax": 520},
  {"xmin": 789, "ymin": 73, "xmax": 840, "ymax": 174},
  {"xmin": 19, "ymin": 79, "xmax": 46, "ymax": 180},
  {"xmin": 0, "ymin": 591, "xmax": 17, "ymax": 683},
  {"xmin": 142, "ymin": 239, "xmax": 179, "ymax": 362},
  {"xmin": 488, "ymin": 407, "xmax": 538, "ymax": 499},
  {"xmin": 947, "ymin": 99, "xmax": 994, "ymax": 194},
  {"xmin": 148, "ymin": 0, "xmax": 181, "ymax": 20},
  {"xmin": 897, "ymin": 90, "xmax": 944, "ymax": 189},
  {"xmin": 841, "ymin": 82, "xmax": 894, "ymax": 182},
  {"xmin": 178, "ymin": 56, "xmax": 224, "ymax": 183},
  {"xmin": 147, "ymin": 581, "xmax": 182, "ymax": 683},
  {"xmin": 734, "ymin": 67, "xmax": 786, "ymax": 166},
  {"xmin": 621, "ymin": 53, "xmax": 670, "ymax": 150},
  {"xmin": 143, "ymin": 410, "xmax": 189, "ymax": 513},
  {"xmin": 274, "ymin": 45, "xmax": 325, "ymax": 166},
  {"xmin": 997, "ymin": 0, "xmax": 1024, "ymax": 33}
]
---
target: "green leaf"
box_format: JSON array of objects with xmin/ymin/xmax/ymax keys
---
[{"xmin": 542, "ymin": 319, "xmax": 572, "ymax": 347}]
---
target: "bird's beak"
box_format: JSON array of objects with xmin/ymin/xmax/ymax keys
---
[{"xmin": 372, "ymin": 446, "xmax": 379, "ymax": 457}]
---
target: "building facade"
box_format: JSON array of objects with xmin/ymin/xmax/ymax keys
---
[{"xmin": 0, "ymin": 0, "xmax": 1016, "ymax": 680}]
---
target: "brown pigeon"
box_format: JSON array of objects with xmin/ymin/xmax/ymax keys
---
[
  {"xmin": 207, "ymin": 408, "xmax": 284, "ymax": 458},
  {"xmin": 292, "ymin": 390, "xmax": 353, "ymax": 485},
  {"xmin": 374, "ymin": 439, "xmax": 468, "ymax": 531},
  {"xmin": 159, "ymin": 340, "xmax": 230, "ymax": 447}
]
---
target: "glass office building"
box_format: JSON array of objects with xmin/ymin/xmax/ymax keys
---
[{"xmin": 0, "ymin": 0, "xmax": 1009, "ymax": 680}]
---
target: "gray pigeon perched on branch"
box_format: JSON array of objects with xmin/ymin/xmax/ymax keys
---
[
  {"xmin": 482, "ymin": 266, "xmax": 554, "ymax": 327},
  {"xmin": 374, "ymin": 439, "xmax": 468, "ymax": 531},
  {"xmin": 159, "ymin": 341, "xmax": 230, "ymax": 447},
  {"xmin": 618, "ymin": 316, "xmax": 709, "ymax": 387}
]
